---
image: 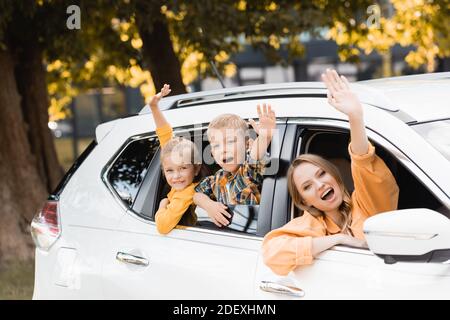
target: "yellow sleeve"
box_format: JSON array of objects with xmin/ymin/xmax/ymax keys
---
[
  {"xmin": 349, "ymin": 142, "xmax": 399, "ymax": 217},
  {"xmin": 156, "ymin": 124, "xmax": 173, "ymax": 148},
  {"xmin": 155, "ymin": 185, "xmax": 195, "ymax": 234},
  {"xmin": 262, "ymin": 214, "xmax": 326, "ymax": 276}
]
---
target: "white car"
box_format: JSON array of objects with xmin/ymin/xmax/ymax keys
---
[{"xmin": 31, "ymin": 72, "xmax": 450, "ymax": 299}]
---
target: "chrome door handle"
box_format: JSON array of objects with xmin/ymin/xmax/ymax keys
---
[
  {"xmin": 116, "ymin": 252, "xmax": 149, "ymax": 267},
  {"xmin": 260, "ymin": 281, "xmax": 305, "ymax": 297}
]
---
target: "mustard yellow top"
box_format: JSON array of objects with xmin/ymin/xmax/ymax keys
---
[
  {"xmin": 154, "ymin": 124, "xmax": 198, "ymax": 234},
  {"xmin": 262, "ymin": 143, "xmax": 399, "ymax": 275},
  {"xmin": 155, "ymin": 183, "xmax": 198, "ymax": 234},
  {"xmin": 155, "ymin": 124, "xmax": 173, "ymax": 148}
]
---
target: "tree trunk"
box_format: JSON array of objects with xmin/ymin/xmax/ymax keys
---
[
  {"xmin": 381, "ymin": 50, "xmax": 392, "ymax": 77},
  {"xmin": 135, "ymin": 1, "xmax": 187, "ymax": 95},
  {"xmin": 14, "ymin": 43, "xmax": 64, "ymax": 193},
  {"xmin": 0, "ymin": 49, "xmax": 48, "ymax": 263}
]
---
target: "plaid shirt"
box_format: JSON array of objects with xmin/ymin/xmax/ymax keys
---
[{"xmin": 195, "ymin": 152, "xmax": 268, "ymax": 205}]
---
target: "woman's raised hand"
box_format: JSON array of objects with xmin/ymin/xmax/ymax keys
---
[{"xmin": 321, "ymin": 69, "xmax": 362, "ymax": 119}]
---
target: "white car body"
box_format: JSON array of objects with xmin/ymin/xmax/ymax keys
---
[{"xmin": 32, "ymin": 73, "xmax": 450, "ymax": 299}]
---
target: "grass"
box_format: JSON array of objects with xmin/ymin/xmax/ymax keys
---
[{"xmin": 0, "ymin": 260, "xmax": 35, "ymax": 300}]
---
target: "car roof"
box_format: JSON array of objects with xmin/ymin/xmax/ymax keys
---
[
  {"xmin": 138, "ymin": 72, "xmax": 450, "ymax": 124},
  {"xmin": 359, "ymin": 72, "xmax": 450, "ymax": 123}
]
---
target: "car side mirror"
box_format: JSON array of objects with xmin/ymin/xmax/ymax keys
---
[{"xmin": 363, "ymin": 209, "xmax": 450, "ymax": 264}]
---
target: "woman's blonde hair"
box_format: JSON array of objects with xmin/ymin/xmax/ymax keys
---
[{"xmin": 287, "ymin": 154, "xmax": 353, "ymax": 233}]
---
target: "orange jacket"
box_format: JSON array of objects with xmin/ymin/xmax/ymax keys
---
[
  {"xmin": 154, "ymin": 124, "xmax": 198, "ymax": 234},
  {"xmin": 262, "ymin": 143, "xmax": 399, "ymax": 275}
]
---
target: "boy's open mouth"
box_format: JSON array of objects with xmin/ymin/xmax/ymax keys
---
[
  {"xmin": 222, "ymin": 156, "xmax": 234, "ymax": 164},
  {"xmin": 321, "ymin": 187, "xmax": 335, "ymax": 201}
]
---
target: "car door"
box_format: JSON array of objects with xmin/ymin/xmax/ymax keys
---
[
  {"xmin": 255, "ymin": 120, "xmax": 450, "ymax": 299},
  {"xmin": 99, "ymin": 123, "xmax": 287, "ymax": 299}
]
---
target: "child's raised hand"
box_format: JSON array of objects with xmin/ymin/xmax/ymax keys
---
[
  {"xmin": 150, "ymin": 84, "xmax": 171, "ymax": 109},
  {"xmin": 321, "ymin": 69, "xmax": 362, "ymax": 119},
  {"xmin": 249, "ymin": 103, "xmax": 276, "ymax": 138}
]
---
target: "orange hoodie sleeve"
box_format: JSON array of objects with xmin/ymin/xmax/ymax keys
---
[
  {"xmin": 155, "ymin": 184, "xmax": 196, "ymax": 235},
  {"xmin": 156, "ymin": 124, "xmax": 173, "ymax": 148},
  {"xmin": 349, "ymin": 142, "xmax": 399, "ymax": 218},
  {"xmin": 262, "ymin": 213, "xmax": 327, "ymax": 276}
]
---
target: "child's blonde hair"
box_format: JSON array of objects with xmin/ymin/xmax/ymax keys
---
[
  {"xmin": 160, "ymin": 137, "xmax": 209, "ymax": 183},
  {"xmin": 287, "ymin": 154, "xmax": 353, "ymax": 233},
  {"xmin": 206, "ymin": 114, "xmax": 249, "ymax": 141},
  {"xmin": 160, "ymin": 137, "xmax": 201, "ymax": 165}
]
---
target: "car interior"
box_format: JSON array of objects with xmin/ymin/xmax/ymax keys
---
[{"xmin": 295, "ymin": 128, "xmax": 449, "ymax": 219}]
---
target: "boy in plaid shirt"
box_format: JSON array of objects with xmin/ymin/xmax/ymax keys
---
[{"xmin": 194, "ymin": 104, "xmax": 276, "ymax": 227}]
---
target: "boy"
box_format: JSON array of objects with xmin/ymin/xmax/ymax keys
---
[{"xmin": 194, "ymin": 104, "xmax": 276, "ymax": 227}]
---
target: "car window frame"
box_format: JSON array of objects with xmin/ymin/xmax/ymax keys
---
[
  {"xmin": 101, "ymin": 133, "xmax": 161, "ymax": 214},
  {"xmin": 124, "ymin": 121, "xmax": 288, "ymax": 240},
  {"xmin": 267, "ymin": 119, "xmax": 450, "ymax": 256},
  {"xmin": 285, "ymin": 118, "xmax": 450, "ymax": 217}
]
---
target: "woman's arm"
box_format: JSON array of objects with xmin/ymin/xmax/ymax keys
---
[
  {"xmin": 321, "ymin": 69, "xmax": 369, "ymax": 155},
  {"xmin": 262, "ymin": 217, "xmax": 368, "ymax": 276},
  {"xmin": 312, "ymin": 234, "xmax": 367, "ymax": 256},
  {"xmin": 322, "ymin": 69, "xmax": 399, "ymax": 217}
]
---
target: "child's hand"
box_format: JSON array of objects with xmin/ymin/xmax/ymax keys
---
[
  {"xmin": 205, "ymin": 201, "xmax": 231, "ymax": 227},
  {"xmin": 321, "ymin": 69, "xmax": 362, "ymax": 119},
  {"xmin": 249, "ymin": 103, "xmax": 276, "ymax": 139},
  {"xmin": 150, "ymin": 84, "xmax": 171, "ymax": 109},
  {"xmin": 159, "ymin": 198, "xmax": 170, "ymax": 209}
]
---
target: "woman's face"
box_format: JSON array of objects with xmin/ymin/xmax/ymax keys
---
[
  {"xmin": 293, "ymin": 162, "xmax": 343, "ymax": 213},
  {"xmin": 162, "ymin": 149, "xmax": 199, "ymax": 191}
]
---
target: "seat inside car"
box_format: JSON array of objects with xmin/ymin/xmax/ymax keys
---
[{"xmin": 305, "ymin": 131, "xmax": 354, "ymax": 193}]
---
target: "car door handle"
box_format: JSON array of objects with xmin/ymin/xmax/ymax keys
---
[
  {"xmin": 260, "ymin": 281, "xmax": 305, "ymax": 297},
  {"xmin": 116, "ymin": 252, "xmax": 149, "ymax": 267}
]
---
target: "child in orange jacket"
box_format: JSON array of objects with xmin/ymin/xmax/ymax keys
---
[
  {"xmin": 262, "ymin": 69, "xmax": 399, "ymax": 275},
  {"xmin": 150, "ymin": 84, "xmax": 202, "ymax": 234}
]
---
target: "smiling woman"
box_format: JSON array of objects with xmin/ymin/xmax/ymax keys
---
[{"xmin": 261, "ymin": 69, "xmax": 400, "ymax": 276}]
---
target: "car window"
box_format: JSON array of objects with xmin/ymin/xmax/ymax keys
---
[
  {"xmin": 292, "ymin": 126, "xmax": 449, "ymax": 220},
  {"xmin": 150, "ymin": 126, "xmax": 266, "ymax": 236},
  {"xmin": 107, "ymin": 136, "xmax": 159, "ymax": 207}
]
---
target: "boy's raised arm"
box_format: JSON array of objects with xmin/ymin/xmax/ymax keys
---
[{"xmin": 249, "ymin": 103, "xmax": 276, "ymax": 161}]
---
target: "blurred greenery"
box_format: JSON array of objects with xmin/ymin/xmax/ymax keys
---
[{"xmin": 0, "ymin": 260, "xmax": 34, "ymax": 300}]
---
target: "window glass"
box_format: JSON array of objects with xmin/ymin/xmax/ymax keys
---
[{"xmin": 107, "ymin": 137, "xmax": 159, "ymax": 207}]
